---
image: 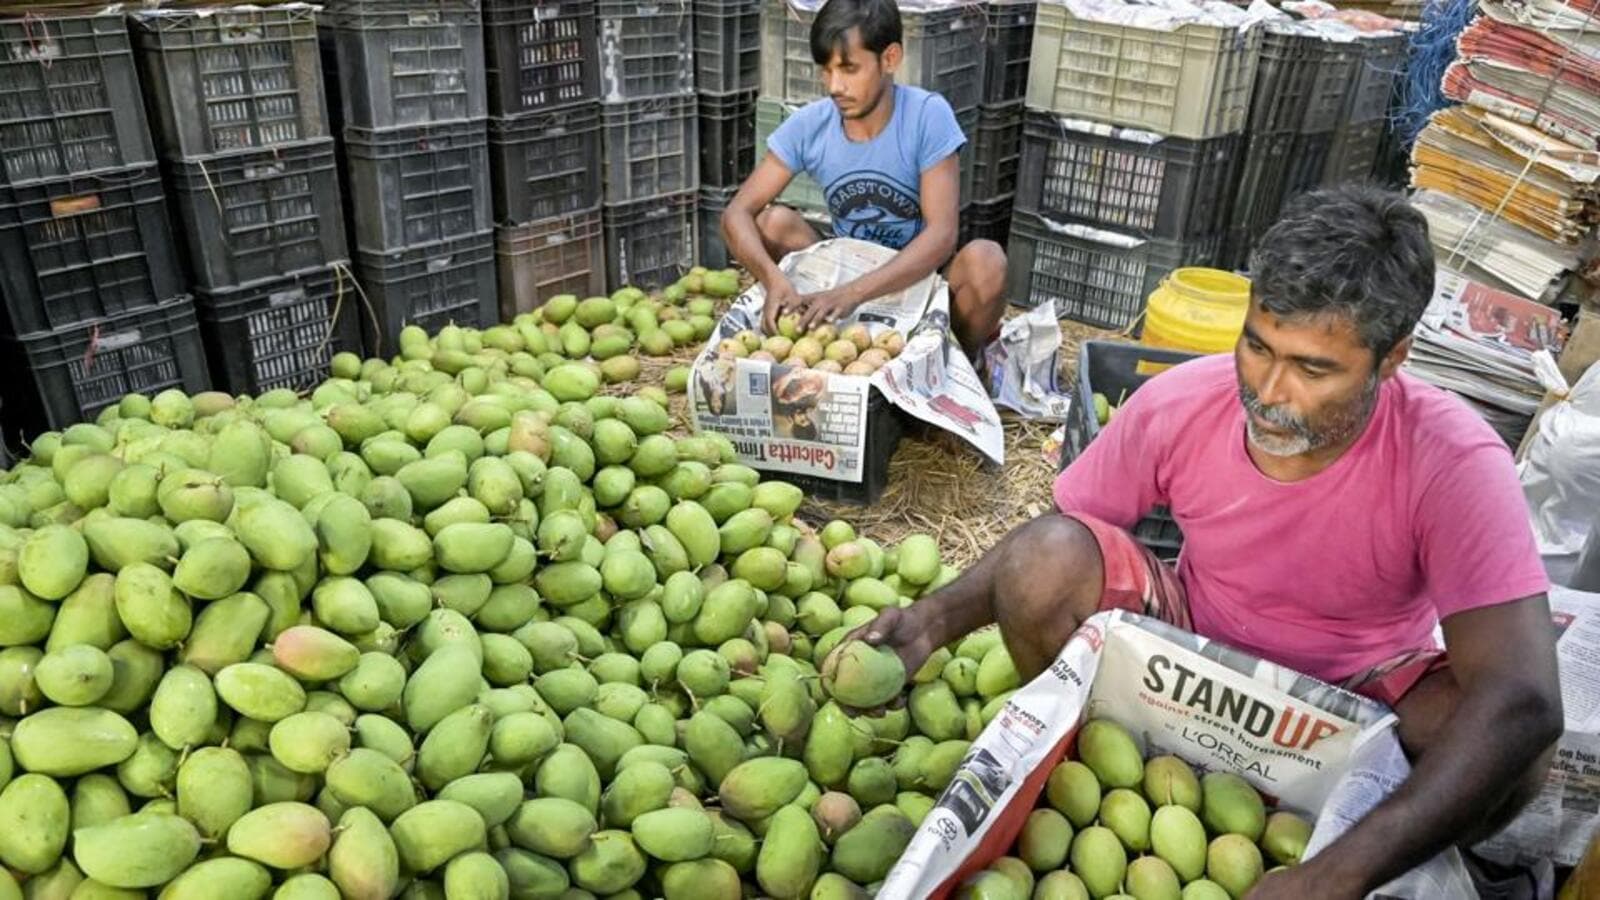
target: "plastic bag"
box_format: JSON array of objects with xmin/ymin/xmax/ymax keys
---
[
  {"xmin": 982, "ymin": 304, "xmax": 1073, "ymax": 421},
  {"xmin": 1519, "ymin": 353, "xmax": 1600, "ymax": 575}
]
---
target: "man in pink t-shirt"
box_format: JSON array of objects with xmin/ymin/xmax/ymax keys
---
[{"xmin": 852, "ymin": 186, "xmax": 1562, "ymax": 896}]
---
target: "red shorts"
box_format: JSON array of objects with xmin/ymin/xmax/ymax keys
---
[{"xmin": 1069, "ymin": 512, "xmax": 1449, "ymax": 708}]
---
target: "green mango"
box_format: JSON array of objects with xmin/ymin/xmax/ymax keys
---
[
  {"xmin": 226, "ymin": 802, "xmax": 332, "ymax": 869},
  {"xmin": 505, "ymin": 797, "xmax": 597, "ymax": 859},
  {"xmin": 11, "ymin": 707, "xmax": 137, "ymax": 776},
  {"xmin": 72, "ymin": 812, "xmax": 200, "ymax": 888}
]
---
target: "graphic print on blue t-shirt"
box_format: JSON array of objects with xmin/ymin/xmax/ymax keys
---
[
  {"xmin": 765, "ymin": 84, "xmax": 967, "ymax": 252},
  {"xmin": 827, "ymin": 170, "xmax": 922, "ymax": 248}
]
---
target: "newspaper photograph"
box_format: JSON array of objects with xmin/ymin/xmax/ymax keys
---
[
  {"xmin": 1476, "ymin": 586, "xmax": 1600, "ymax": 867},
  {"xmin": 879, "ymin": 611, "xmax": 1473, "ymax": 900},
  {"xmin": 689, "ymin": 239, "xmax": 1004, "ymax": 482}
]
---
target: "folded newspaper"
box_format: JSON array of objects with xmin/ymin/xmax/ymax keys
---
[
  {"xmin": 687, "ymin": 240, "xmax": 1004, "ymax": 485},
  {"xmin": 1405, "ymin": 266, "xmax": 1568, "ymax": 445},
  {"xmin": 879, "ymin": 610, "xmax": 1475, "ymax": 899},
  {"xmin": 1476, "ymin": 586, "xmax": 1600, "ymax": 868}
]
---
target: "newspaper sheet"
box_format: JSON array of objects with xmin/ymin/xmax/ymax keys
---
[
  {"xmin": 879, "ymin": 611, "xmax": 1474, "ymax": 899},
  {"xmin": 1477, "ymin": 586, "xmax": 1600, "ymax": 867},
  {"xmin": 688, "ymin": 240, "xmax": 1004, "ymax": 482}
]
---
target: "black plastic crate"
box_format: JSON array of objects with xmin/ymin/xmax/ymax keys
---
[
  {"xmin": 1304, "ymin": 38, "xmax": 1358, "ymax": 135},
  {"xmin": 166, "ymin": 139, "xmax": 348, "ymax": 292},
  {"xmin": 1287, "ymin": 131, "xmax": 1332, "ymax": 196},
  {"xmin": 489, "ymin": 102, "xmax": 602, "ymax": 225},
  {"xmin": 130, "ymin": 7, "xmax": 329, "ymax": 161},
  {"xmin": 195, "ymin": 264, "xmax": 361, "ymax": 394},
  {"xmin": 698, "ymin": 89, "xmax": 756, "ymax": 189},
  {"xmin": 0, "ymin": 166, "xmax": 185, "ymax": 335},
  {"xmin": 1346, "ymin": 33, "xmax": 1406, "ymax": 125},
  {"xmin": 694, "ymin": 0, "xmax": 761, "ymax": 94},
  {"xmin": 356, "ymin": 230, "xmax": 497, "ymax": 354},
  {"xmin": 1, "ymin": 297, "xmax": 209, "ymax": 440},
  {"xmin": 1249, "ymin": 28, "xmax": 1320, "ymax": 135},
  {"xmin": 602, "ymin": 94, "xmax": 699, "ymax": 204},
  {"xmin": 483, "ymin": 0, "xmax": 598, "ymax": 116},
  {"xmin": 1220, "ymin": 129, "xmax": 1295, "ymax": 270},
  {"xmin": 597, "ymin": 0, "xmax": 695, "ymax": 102},
  {"xmin": 603, "ymin": 190, "xmax": 696, "ymax": 290},
  {"xmin": 324, "ymin": 2, "xmax": 488, "ymax": 129},
  {"xmin": 1016, "ymin": 110, "xmax": 1240, "ymax": 241},
  {"xmin": 344, "ymin": 118, "xmax": 492, "ymax": 253},
  {"xmin": 982, "ymin": 0, "xmax": 1037, "ymax": 105},
  {"xmin": 1322, "ymin": 119, "xmax": 1385, "ymax": 187},
  {"xmin": 1007, "ymin": 210, "xmax": 1220, "ymax": 330},
  {"xmin": 762, "ymin": 387, "xmax": 904, "ymax": 505},
  {"xmin": 960, "ymin": 197, "xmax": 1013, "ymax": 246},
  {"xmin": 0, "ymin": 11, "xmax": 156, "ymax": 185},
  {"xmin": 495, "ymin": 208, "xmax": 605, "ymax": 320},
  {"xmin": 697, "ymin": 184, "xmax": 736, "ymax": 269},
  {"xmin": 1060, "ymin": 340, "xmax": 1197, "ymax": 558},
  {"xmin": 972, "ymin": 100, "xmax": 1023, "ymax": 200}
]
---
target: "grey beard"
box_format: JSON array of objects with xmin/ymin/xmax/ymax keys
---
[{"xmin": 1239, "ymin": 373, "xmax": 1379, "ymax": 458}]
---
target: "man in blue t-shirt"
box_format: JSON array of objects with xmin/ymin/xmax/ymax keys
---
[{"xmin": 720, "ymin": 0, "xmax": 1007, "ymax": 358}]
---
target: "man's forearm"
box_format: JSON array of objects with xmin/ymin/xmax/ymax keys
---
[
  {"xmin": 722, "ymin": 205, "xmax": 784, "ymax": 285},
  {"xmin": 1310, "ymin": 681, "xmax": 1560, "ymax": 893},
  {"xmin": 830, "ymin": 226, "xmax": 955, "ymax": 308}
]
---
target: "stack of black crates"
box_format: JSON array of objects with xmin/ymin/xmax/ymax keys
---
[
  {"xmin": 694, "ymin": 0, "xmax": 761, "ymax": 269},
  {"xmin": 963, "ymin": 0, "xmax": 1036, "ymax": 247},
  {"xmin": 1007, "ymin": 1, "xmax": 1263, "ymax": 331},
  {"xmin": 1221, "ymin": 26, "xmax": 1405, "ymax": 271},
  {"xmin": 321, "ymin": 0, "xmax": 496, "ymax": 354},
  {"xmin": 0, "ymin": 9, "xmax": 208, "ymax": 441},
  {"xmin": 131, "ymin": 5, "xmax": 355, "ymax": 396},
  {"xmin": 598, "ymin": 1, "xmax": 701, "ymax": 290},
  {"xmin": 484, "ymin": 1, "xmax": 606, "ymax": 319}
]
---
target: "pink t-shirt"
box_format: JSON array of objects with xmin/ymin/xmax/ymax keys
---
[{"xmin": 1053, "ymin": 354, "xmax": 1549, "ymax": 683}]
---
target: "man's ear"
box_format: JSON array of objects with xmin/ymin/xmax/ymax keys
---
[
  {"xmin": 881, "ymin": 42, "xmax": 903, "ymax": 74},
  {"xmin": 1379, "ymin": 335, "xmax": 1412, "ymax": 380}
]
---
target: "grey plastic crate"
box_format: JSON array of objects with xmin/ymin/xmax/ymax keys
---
[
  {"xmin": 1026, "ymin": 0, "xmax": 1261, "ymax": 139},
  {"xmin": 166, "ymin": 139, "xmax": 348, "ymax": 292},
  {"xmin": 1220, "ymin": 129, "xmax": 1295, "ymax": 271},
  {"xmin": 603, "ymin": 190, "xmax": 697, "ymax": 289},
  {"xmin": 1015, "ymin": 110, "xmax": 1241, "ymax": 241},
  {"xmin": 1248, "ymin": 28, "xmax": 1320, "ymax": 135},
  {"xmin": 130, "ymin": 6, "xmax": 329, "ymax": 160},
  {"xmin": 694, "ymin": 0, "xmax": 762, "ymax": 94},
  {"xmin": 495, "ymin": 208, "xmax": 605, "ymax": 319},
  {"xmin": 356, "ymin": 230, "xmax": 497, "ymax": 353},
  {"xmin": 760, "ymin": 0, "xmax": 987, "ymax": 114},
  {"xmin": 343, "ymin": 118, "xmax": 492, "ymax": 253},
  {"xmin": 597, "ymin": 0, "xmax": 695, "ymax": 102},
  {"xmin": 1346, "ymin": 32, "xmax": 1406, "ymax": 125},
  {"xmin": 753, "ymin": 96, "xmax": 827, "ymax": 213},
  {"xmin": 0, "ymin": 10, "xmax": 157, "ymax": 185},
  {"xmin": 1303, "ymin": 36, "xmax": 1358, "ymax": 134},
  {"xmin": 324, "ymin": 1, "xmax": 488, "ymax": 129},
  {"xmin": 195, "ymin": 264, "xmax": 361, "ymax": 394},
  {"xmin": 983, "ymin": 0, "xmax": 1037, "ymax": 105},
  {"xmin": 2, "ymin": 297, "xmax": 210, "ymax": 440},
  {"xmin": 489, "ymin": 101, "xmax": 602, "ymax": 224},
  {"xmin": 960, "ymin": 196, "xmax": 1012, "ymax": 246},
  {"xmin": 602, "ymin": 93, "xmax": 699, "ymax": 204},
  {"xmin": 699, "ymin": 89, "xmax": 757, "ymax": 188},
  {"xmin": 483, "ymin": 0, "xmax": 599, "ymax": 115},
  {"xmin": 1007, "ymin": 209, "xmax": 1220, "ymax": 330},
  {"xmin": 972, "ymin": 100, "xmax": 1023, "ymax": 200},
  {"xmin": 697, "ymin": 184, "xmax": 737, "ymax": 269},
  {"xmin": 0, "ymin": 166, "xmax": 185, "ymax": 335},
  {"xmin": 1321, "ymin": 119, "xmax": 1385, "ymax": 187}
]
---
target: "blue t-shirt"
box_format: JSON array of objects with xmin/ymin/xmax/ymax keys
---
[{"xmin": 766, "ymin": 84, "xmax": 966, "ymax": 250}]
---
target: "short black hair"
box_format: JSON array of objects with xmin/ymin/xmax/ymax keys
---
[
  {"xmin": 810, "ymin": 0, "xmax": 902, "ymax": 65},
  {"xmin": 1250, "ymin": 183, "xmax": 1436, "ymax": 360}
]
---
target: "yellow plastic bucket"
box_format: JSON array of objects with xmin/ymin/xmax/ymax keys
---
[{"xmin": 1142, "ymin": 267, "xmax": 1252, "ymax": 355}]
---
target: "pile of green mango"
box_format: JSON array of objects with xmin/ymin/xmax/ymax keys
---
[
  {"xmin": 955, "ymin": 719, "xmax": 1314, "ymax": 900},
  {"xmin": 459, "ymin": 265, "xmax": 741, "ymax": 391},
  {"xmin": 0, "ymin": 307, "xmax": 1048, "ymax": 899}
]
